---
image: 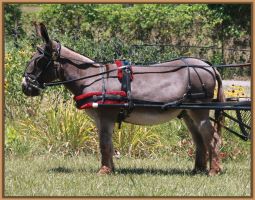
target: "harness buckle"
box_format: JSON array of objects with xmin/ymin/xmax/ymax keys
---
[{"xmin": 52, "ymin": 51, "xmax": 58, "ymax": 61}]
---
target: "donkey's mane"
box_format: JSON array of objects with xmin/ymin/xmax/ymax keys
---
[
  {"xmin": 64, "ymin": 45, "xmax": 94, "ymax": 59},
  {"xmin": 64, "ymin": 45, "xmax": 76, "ymax": 52},
  {"xmin": 61, "ymin": 44, "xmax": 95, "ymax": 64}
]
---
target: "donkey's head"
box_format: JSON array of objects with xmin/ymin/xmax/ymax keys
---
[{"xmin": 22, "ymin": 23, "xmax": 60, "ymax": 96}]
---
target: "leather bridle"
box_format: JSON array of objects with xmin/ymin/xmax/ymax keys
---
[
  {"xmin": 23, "ymin": 41, "xmax": 107, "ymax": 89},
  {"xmin": 23, "ymin": 42, "xmax": 61, "ymax": 90}
]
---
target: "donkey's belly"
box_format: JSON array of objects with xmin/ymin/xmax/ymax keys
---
[{"xmin": 124, "ymin": 109, "xmax": 182, "ymax": 125}]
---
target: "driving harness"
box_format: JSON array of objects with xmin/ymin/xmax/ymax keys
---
[
  {"xmin": 25, "ymin": 42, "xmax": 215, "ymax": 128},
  {"xmin": 73, "ymin": 58, "xmax": 214, "ymax": 128}
]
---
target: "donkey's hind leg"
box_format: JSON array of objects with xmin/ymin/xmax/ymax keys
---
[
  {"xmin": 182, "ymin": 111, "xmax": 207, "ymax": 173},
  {"xmin": 186, "ymin": 110, "xmax": 222, "ymax": 176}
]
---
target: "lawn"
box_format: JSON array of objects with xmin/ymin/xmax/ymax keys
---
[{"xmin": 4, "ymin": 155, "xmax": 251, "ymax": 197}]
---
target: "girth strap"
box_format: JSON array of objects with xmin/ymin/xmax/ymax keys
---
[{"xmin": 115, "ymin": 60, "xmax": 134, "ymax": 128}]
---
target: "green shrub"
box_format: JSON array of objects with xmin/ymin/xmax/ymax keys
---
[{"xmin": 5, "ymin": 121, "xmax": 34, "ymax": 156}]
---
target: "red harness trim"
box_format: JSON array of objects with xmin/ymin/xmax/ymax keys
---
[
  {"xmin": 74, "ymin": 90, "xmax": 127, "ymax": 109},
  {"xmin": 74, "ymin": 60, "xmax": 134, "ymax": 110},
  {"xmin": 115, "ymin": 59, "xmax": 134, "ymax": 82},
  {"xmin": 115, "ymin": 59, "xmax": 123, "ymax": 81}
]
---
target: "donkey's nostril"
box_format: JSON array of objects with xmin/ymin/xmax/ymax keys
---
[
  {"xmin": 22, "ymin": 77, "xmax": 41, "ymax": 97},
  {"xmin": 22, "ymin": 77, "xmax": 27, "ymax": 86},
  {"xmin": 22, "ymin": 83, "xmax": 30, "ymax": 96}
]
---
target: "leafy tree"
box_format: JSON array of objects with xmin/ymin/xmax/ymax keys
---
[
  {"xmin": 9, "ymin": 4, "xmax": 250, "ymax": 66},
  {"xmin": 208, "ymin": 4, "xmax": 251, "ymax": 39},
  {"xmin": 38, "ymin": 4, "xmax": 99, "ymax": 39},
  {"xmin": 4, "ymin": 4, "xmax": 23, "ymax": 41}
]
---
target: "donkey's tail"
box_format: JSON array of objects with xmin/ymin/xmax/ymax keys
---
[{"xmin": 214, "ymin": 68, "xmax": 225, "ymax": 135}]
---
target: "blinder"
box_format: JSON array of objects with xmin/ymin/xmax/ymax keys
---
[{"xmin": 23, "ymin": 42, "xmax": 61, "ymax": 90}]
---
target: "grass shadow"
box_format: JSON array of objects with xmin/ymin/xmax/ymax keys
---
[
  {"xmin": 116, "ymin": 167, "xmax": 193, "ymax": 176},
  {"xmin": 47, "ymin": 167, "xmax": 74, "ymax": 174},
  {"xmin": 47, "ymin": 166, "xmax": 218, "ymax": 176},
  {"xmin": 47, "ymin": 167, "xmax": 97, "ymax": 174}
]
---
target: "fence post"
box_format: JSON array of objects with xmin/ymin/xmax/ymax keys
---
[{"xmin": 221, "ymin": 22, "xmax": 225, "ymax": 79}]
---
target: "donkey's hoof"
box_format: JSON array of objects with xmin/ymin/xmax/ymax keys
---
[
  {"xmin": 208, "ymin": 164, "xmax": 223, "ymax": 176},
  {"xmin": 208, "ymin": 168, "xmax": 222, "ymax": 176},
  {"xmin": 97, "ymin": 166, "xmax": 112, "ymax": 175}
]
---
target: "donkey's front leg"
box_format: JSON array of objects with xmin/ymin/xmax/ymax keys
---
[{"xmin": 96, "ymin": 116, "xmax": 115, "ymax": 175}]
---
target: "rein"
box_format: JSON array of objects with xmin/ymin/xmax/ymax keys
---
[
  {"xmin": 44, "ymin": 65, "xmax": 127, "ymax": 87},
  {"xmin": 38, "ymin": 43, "xmax": 188, "ymax": 87},
  {"xmin": 26, "ymin": 42, "xmax": 250, "ymax": 90}
]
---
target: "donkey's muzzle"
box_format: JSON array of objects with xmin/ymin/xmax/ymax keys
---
[{"xmin": 22, "ymin": 77, "xmax": 41, "ymax": 96}]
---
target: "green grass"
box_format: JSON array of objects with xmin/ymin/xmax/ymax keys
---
[{"xmin": 4, "ymin": 155, "xmax": 251, "ymax": 197}]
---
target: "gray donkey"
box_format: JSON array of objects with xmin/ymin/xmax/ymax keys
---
[{"xmin": 22, "ymin": 23, "xmax": 225, "ymax": 176}]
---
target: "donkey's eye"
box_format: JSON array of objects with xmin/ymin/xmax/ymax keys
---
[
  {"xmin": 36, "ymin": 57, "xmax": 48, "ymax": 69},
  {"xmin": 26, "ymin": 66, "xmax": 34, "ymax": 74}
]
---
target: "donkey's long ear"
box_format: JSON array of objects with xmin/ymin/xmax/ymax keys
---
[
  {"xmin": 33, "ymin": 22, "xmax": 42, "ymax": 37},
  {"xmin": 37, "ymin": 23, "xmax": 51, "ymax": 44}
]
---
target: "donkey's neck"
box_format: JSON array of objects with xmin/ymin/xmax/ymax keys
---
[{"xmin": 57, "ymin": 45, "xmax": 99, "ymax": 96}]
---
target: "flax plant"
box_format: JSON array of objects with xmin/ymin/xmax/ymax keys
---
[
  {"xmin": 17, "ymin": 98, "xmax": 98, "ymax": 156},
  {"xmin": 113, "ymin": 124, "xmax": 164, "ymax": 158}
]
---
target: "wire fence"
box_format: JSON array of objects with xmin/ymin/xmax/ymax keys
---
[{"xmin": 8, "ymin": 30, "xmax": 251, "ymax": 79}]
